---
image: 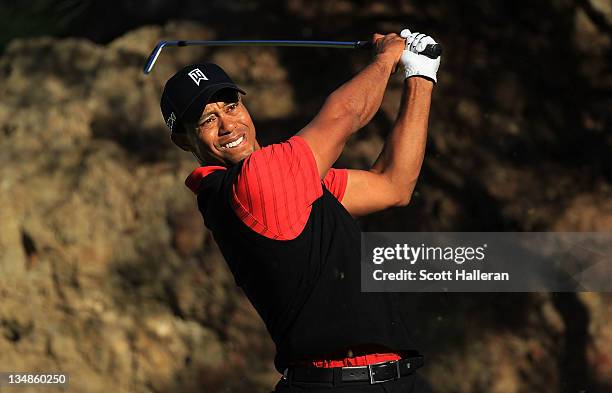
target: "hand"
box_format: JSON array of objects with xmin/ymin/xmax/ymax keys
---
[
  {"xmin": 372, "ymin": 33, "xmax": 406, "ymax": 70},
  {"xmin": 399, "ymin": 29, "xmax": 441, "ymax": 83}
]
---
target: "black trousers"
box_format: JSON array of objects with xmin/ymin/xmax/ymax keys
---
[{"xmin": 271, "ymin": 372, "xmax": 433, "ymax": 393}]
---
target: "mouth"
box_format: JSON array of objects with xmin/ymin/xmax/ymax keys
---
[{"xmin": 220, "ymin": 134, "xmax": 246, "ymax": 150}]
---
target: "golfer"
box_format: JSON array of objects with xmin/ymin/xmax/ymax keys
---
[{"xmin": 160, "ymin": 29, "xmax": 440, "ymax": 393}]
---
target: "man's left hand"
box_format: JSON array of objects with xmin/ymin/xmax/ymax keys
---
[{"xmin": 399, "ymin": 29, "xmax": 441, "ymax": 83}]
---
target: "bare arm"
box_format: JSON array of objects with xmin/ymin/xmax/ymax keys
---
[
  {"xmin": 341, "ymin": 78, "xmax": 433, "ymax": 216},
  {"xmin": 298, "ymin": 34, "xmax": 406, "ymax": 178}
]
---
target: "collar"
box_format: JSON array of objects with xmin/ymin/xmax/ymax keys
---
[{"xmin": 185, "ymin": 166, "xmax": 227, "ymax": 194}]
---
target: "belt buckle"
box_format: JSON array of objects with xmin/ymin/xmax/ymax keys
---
[{"xmin": 367, "ymin": 360, "xmax": 401, "ymax": 384}]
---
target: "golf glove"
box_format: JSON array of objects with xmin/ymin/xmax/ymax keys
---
[{"xmin": 399, "ymin": 29, "xmax": 440, "ymax": 83}]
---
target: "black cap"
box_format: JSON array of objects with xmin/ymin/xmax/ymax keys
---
[{"xmin": 160, "ymin": 63, "xmax": 246, "ymax": 134}]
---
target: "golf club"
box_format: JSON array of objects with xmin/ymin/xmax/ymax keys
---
[{"xmin": 143, "ymin": 39, "xmax": 442, "ymax": 74}]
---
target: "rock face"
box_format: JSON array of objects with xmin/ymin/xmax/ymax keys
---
[
  {"xmin": 0, "ymin": 6, "xmax": 611, "ymax": 393},
  {"xmin": 0, "ymin": 22, "xmax": 282, "ymax": 393}
]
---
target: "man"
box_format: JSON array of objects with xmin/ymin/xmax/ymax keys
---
[{"xmin": 160, "ymin": 29, "xmax": 440, "ymax": 393}]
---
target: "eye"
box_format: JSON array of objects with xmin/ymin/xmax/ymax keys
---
[
  {"xmin": 226, "ymin": 102, "xmax": 239, "ymax": 112},
  {"xmin": 199, "ymin": 115, "xmax": 217, "ymax": 127}
]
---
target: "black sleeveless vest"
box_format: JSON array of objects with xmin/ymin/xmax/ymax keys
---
[{"xmin": 196, "ymin": 163, "xmax": 415, "ymax": 372}]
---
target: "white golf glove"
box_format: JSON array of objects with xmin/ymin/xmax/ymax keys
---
[{"xmin": 399, "ymin": 29, "xmax": 440, "ymax": 83}]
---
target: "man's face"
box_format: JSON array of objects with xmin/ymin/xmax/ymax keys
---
[{"xmin": 186, "ymin": 90, "xmax": 259, "ymax": 166}]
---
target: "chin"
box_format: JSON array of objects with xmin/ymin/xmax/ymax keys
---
[{"xmin": 225, "ymin": 148, "xmax": 254, "ymax": 165}]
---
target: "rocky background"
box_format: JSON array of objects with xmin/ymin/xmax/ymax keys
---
[{"xmin": 0, "ymin": 1, "xmax": 611, "ymax": 392}]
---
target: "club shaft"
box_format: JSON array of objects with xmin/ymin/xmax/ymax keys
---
[
  {"xmin": 143, "ymin": 39, "xmax": 441, "ymax": 74},
  {"xmin": 177, "ymin": 40, "xmax": 366, "ymax": 48},
  {"xmin": 144, "ymin": 40, "xmax": 369, "ymax": 74}
]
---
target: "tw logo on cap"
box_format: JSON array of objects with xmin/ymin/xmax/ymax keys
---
[{"xmin": 187, "ymin": 68, "xmax": 208, "ymax": 86}]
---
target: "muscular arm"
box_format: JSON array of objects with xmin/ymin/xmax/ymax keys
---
[
  {"xmin": 298, "ymin": 34, "xmax": 405, "ymax": 178},
  {"xmin": 341, "ymin": 78, "xmax": 433, "ymax": 216}
]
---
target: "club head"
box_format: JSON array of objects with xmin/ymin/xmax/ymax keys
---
[{"xmin": 143, "ymin": 41, "xmax": 170, "ymax": 75}]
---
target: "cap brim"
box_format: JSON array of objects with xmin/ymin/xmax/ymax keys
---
[{"xmin": 180, "ymin": 83, "xmax": 246, "ymax": 125}]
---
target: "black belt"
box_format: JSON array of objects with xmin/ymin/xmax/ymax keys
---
[{"xmin": 284, "ymin": 356, "xmax": 423, "ymax": 385}]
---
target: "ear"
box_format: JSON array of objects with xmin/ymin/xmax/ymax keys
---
[{"xmin": 171, "ymin": 132, "xmax": 192, "ymax": 152}]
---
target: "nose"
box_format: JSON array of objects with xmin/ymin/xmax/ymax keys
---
[{"xmin": 218, "ymin": 114, "xmax": 236, "ymax": 135}]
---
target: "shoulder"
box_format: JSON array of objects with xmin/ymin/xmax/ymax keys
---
[
  {"xmin": 243, "ymin": 135, "xmax": 316, "ymax": 170},
  {"xmin": 185, "ymin": 165, "xmax": 227, "ymax": 194},
  {"xmin": 232, "ymin": 136, "xmax": 323, "ymax": 240},
  {"xmin": 235, "ymin": 135, "xmax": 322, "ymax": 206}
]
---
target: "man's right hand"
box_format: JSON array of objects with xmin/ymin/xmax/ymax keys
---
[{"xmin": 372, "ymin": 33, "xmax": 407, "ymax": 70}]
